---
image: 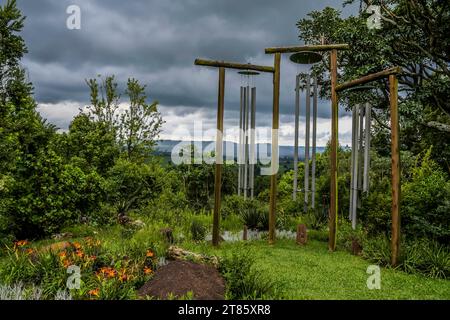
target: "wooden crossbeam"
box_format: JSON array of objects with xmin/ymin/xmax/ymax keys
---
[
  {"xmin": 265, "ymin": 44, "xmax": 349, "ymax": 54},
  {"xmin": 194, "ymin": 59, "xmax": 274, "ymax": 73},
  {"xmin": 335, "ymin": 67, "xmax": 402, "ymax": 92}
]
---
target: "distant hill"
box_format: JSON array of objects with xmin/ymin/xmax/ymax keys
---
[{"xmin": 154, "ymin": 140, "xmax": 326, "ymax": 160}]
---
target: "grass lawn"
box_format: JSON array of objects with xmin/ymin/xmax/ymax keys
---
[{"xmin": 184, "ymin": 239, "xmax": 450, "ymax": 300}]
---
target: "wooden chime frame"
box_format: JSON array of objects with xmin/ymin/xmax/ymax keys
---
[
  {"xmin": 194, "ymin": 59, "xmax": 274, "ymax": 246},
  {"xmin": 335, "ymin": 67, "xmax": 401, "ymax": 265}
]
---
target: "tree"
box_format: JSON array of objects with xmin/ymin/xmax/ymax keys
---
[
  {"xmin": 85, "ymin": 76, "xmax": 163, "ymax": 162},
  {"xmin": 119, "ymin": 78, "xmax": 163, "ymax": 161},
  {"xmin": 296, "ymin": 1, "xmax": 450, "ymax": 170}
]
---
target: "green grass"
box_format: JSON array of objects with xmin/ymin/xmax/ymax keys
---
[{"xmin": 183, "ymin": 239, "xmax": 450, "ymax": 300}]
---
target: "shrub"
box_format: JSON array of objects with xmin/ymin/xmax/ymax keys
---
[
  {"xmin": 361, "ymin": 235, "xmax": 391, "ymax": 267},
  {"xmin": 400, "ymin": 240, "xmax": 449, "ymax": 279},
  {"xmin": 401, "ymin": 149, "xmax": 450, "ymax": 244},
  {"xmin": 190, "ymin": 219, "xmax": 207, "ymax": 242},
  {"xmin": 219, "ymin": 246, "xmax": 283, "ymax": 299}
]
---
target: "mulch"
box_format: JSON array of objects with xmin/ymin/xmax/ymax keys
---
[{"xmin": 138, "ymin": 260, "xmax": 225, "ymax": 300}]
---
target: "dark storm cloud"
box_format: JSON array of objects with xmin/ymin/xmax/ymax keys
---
[{"xmin": 17, "ymin": 0, "xmax": 358, "ymax": 130}]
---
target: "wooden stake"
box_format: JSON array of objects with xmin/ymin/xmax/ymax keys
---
[
  {"xmin": 329, "ymin": 49, "xmax": 338, "ymax": 251},
  {"xmin": 389, "ymin": 74, "xmax": 400, "ymax": 266},
  {"xmin": 212, "ymin": 67, "xmax": 225, "ymax": 246},
  {"xmin": 269, "ymin": 53, "xmax": 281, "ymax": 244}
]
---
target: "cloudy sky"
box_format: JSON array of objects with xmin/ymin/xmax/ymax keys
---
[{"xmin": 17, "ymin": 0, "xmax": 359, "ymax": 146}]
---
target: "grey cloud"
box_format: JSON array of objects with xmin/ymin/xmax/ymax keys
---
[{"xmin": 17, "ymin": 0, "xmax": 357, "ymax": 131}]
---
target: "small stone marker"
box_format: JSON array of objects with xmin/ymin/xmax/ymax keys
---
[
  {"xmin": 296, "ymin": 224, "xmax": 307, "ymax": 245},
  {"xmin": 243, "ymin": 225, "xmax": 248, "ymax": 241}
]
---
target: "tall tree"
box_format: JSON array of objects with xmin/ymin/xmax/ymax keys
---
[{"xmin": 297, "ymin": 1, "xmax": 450, "ymax": 169}]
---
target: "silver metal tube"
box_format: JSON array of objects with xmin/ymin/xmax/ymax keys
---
[
  {"xmin": 349, "ymin": 104, "xmax": 356, "ymax": 220},
  {"xmin": 363, "ymin": 102, "xmax": 371, "ymax": 193},
  {"xmin": 304, "ymin": 74, "xmax": 311, "ymax": 212},
  {"xmin": 243, "ymin": 86, "xmax": 249, "ymax": 199},
  {"xmin": 293, "ymin": 74, "xmax": 300, "ymax": 201},
  {"xmin": 238, "ymin": 86, "xmax": 243, "ymax": 196},
  {"xmin": 352, "ymin": 104, "xmax": 360, "ymax": 229},
  {"xmin": 250, "ymin": 87, "xmax": 256, "ymax": 199},
  {"xmin": 311, "ymin": 75, "xmax": 318, "ymax": 209},
  {"xmin": 357, "ymin": 105, "xmax": 364, "ymax": 209}
]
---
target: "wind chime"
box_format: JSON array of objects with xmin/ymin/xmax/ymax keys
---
[
  {"xmin": 348, "ymin": 86, "xmax": 373, "ymax": 229},
  {"xmin": 290, "ymin": 51, "xmax": 321, "ymax": 213},
  {"xmin": 238, "ymin": 70, "xmax": 259, "ymax": 199}
]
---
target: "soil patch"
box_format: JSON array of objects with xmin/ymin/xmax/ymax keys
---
[{"xmin": 138, "ymin": 260, "xmax": 225, "ymax": 300}]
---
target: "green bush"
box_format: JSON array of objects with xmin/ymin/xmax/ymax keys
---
[
  {"xmin": 402, "ymin": 149, "xmax": 450, "ymax": 244},
  {"xmin": 400, "ymin": 240, "xmax": 449, "ymax": 279},
  {"xmin": 190, "ymin": 219, "xmax": 207, "ymax": 242},
  {"xmin": 361, "ymin": 235, "xmax": 391, "ymax": 267},
  {"xmin": 219, "ymin": 246, "xmax": 283, "ymax": 299},
  {"xmin": 337, "ymin": 220, "xmax": 366, "ymax": 252}
]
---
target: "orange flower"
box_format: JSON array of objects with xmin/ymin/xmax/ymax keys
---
[
  {"xmin": 15, "ymin": 240, "xmax": 28, "ymax": 247},
  {"xmin": 143, "ymin": 267, "xmax": 153, "ymax": 275},
  {"xmin": 75, "ymin": 250, "xmax": 84, "ymax": 258},
  {"xmin": 98, "ymin": 267, "xmax": 116, "ymax": 278},
  {"xmin": 73, "ymin": 242, "xmax": 82, "ymax": 250},
  {"xmin": 146, "ymin": 250, "xmax": 154, "ymax": 258},
  {"xmin": 63, "ymin": 259, "xmax": 72, "ymax": 268},
  {"xmin": 59, "ymin": 251, "xmax": 67, "ymax": 260},
  {"xmin": 88, "ymin": 288, "xmax": 100, "ymax": 297},
  {"xmin": 26, "ymin": 248, "xmax": 34, "ymax": 255},
  {"xmin": 88, "ymin": 255, "xmax": 97, "ymax": 261}
]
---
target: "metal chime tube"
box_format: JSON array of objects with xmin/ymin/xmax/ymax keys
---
[
  {"xmin": 293, "ymin": 74, "xmax": 300, "ymax": 201},
  {"xmin": 250, "ymin": 87, "xmax": 256, "ymax": 199},
  {"xmin": 240, "ymin": 87, "xmax": 247, "ymax": 196},
  {"xmin": 304, "ymin": 73, "xmax": 311, "ymax": 212},
  {"xmin": 357, "ymin": 105, "xmax": 364, "ymax": 209},
  {"xmin": 351, "ymin": 104, "xmax": 360, "ymax": 229},
  {"xmin": 349, "ymin": 104, "xmax": 356, "ymax": 220},
  {"xmin": 243, "ymin": 86, "xmax": 249, "ymax": 199},
  {"xmin": 238, "ymin": 87, "xmax": 244, "ymax": 196},
  {"xmin": 311, "ymin": 75, "xmax": 318, "ymax": 209},
  {"xmin": 363, "ymin": 102, "xmax": 371, "ymax": 193}
]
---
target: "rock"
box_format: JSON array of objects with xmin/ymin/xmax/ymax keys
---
[
  {"xmin": 167, "ymin": 246, "xmax": 219, "ymax": 268},
  {"xmin": 160, "ymin": 227, "xmax": 174, "ymax": 244},
  {"xmin": 296, "ymin": 224, "xmax": 308, "ymax": 245},
  {"xmin": 52, "ymin": 232, "xmax": 73, "ymax": 240},
  {"xmin": 351, "ymin": 239, "xmax": 362, "ymax": 256}
]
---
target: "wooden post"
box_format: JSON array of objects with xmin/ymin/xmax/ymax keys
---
[
  {"xmin": 389, "ymin": 74, "xmax": 400, "ymax": 266},
  {"xmin": 329, "ymin": 49, "xmax": 338, "ymax": 251},
  {"xmin": 269, "ymin": 52, "xmax": 281, "ymax": 244},
  {"xmin": 212, "ymin": 67, "xmax": 225, "ymax": 247}
]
